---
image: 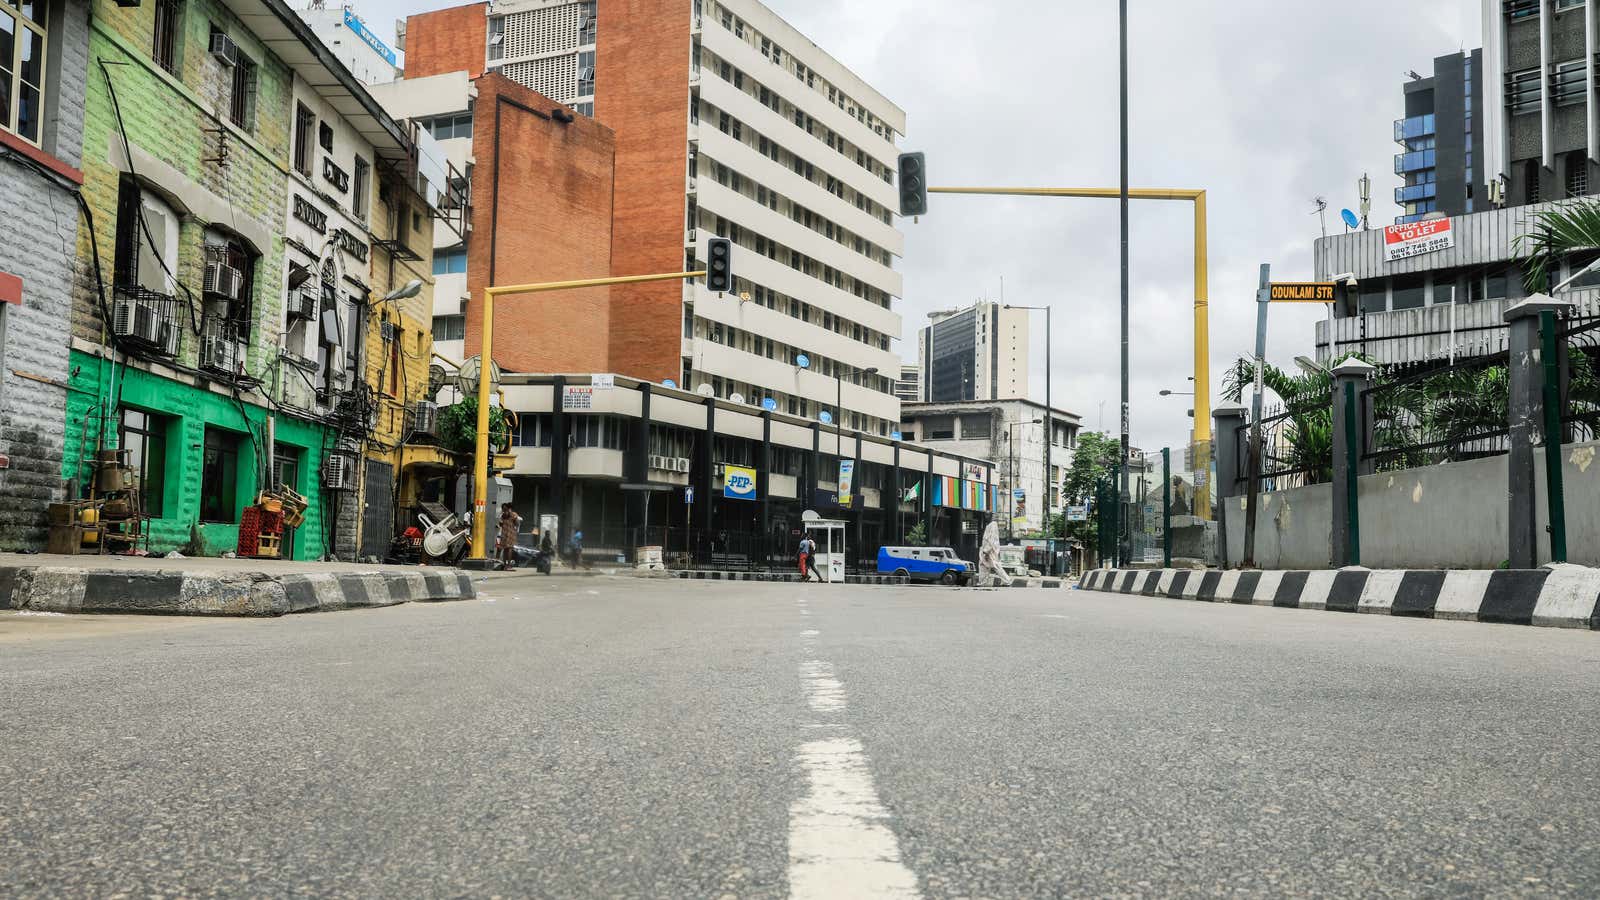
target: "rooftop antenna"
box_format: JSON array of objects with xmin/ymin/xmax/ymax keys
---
[
  {"xmin": 1407, "ymin": 70, "xmax": 1424, "ymax": 81},
  {"xmin": 1357, "ymin": 174, "xmax": 1372, "ymax": 230},
  {"xmin": 1311, "ymin": 196, "xmax": 1328, "ymax": 239}
]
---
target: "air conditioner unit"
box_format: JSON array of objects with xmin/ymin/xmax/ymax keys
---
[
  {"xmin": 673, "ymin": 457, "xmax": 691, "ymax": 473},
  {"xmin": 131, "ymin": 303, "xmax": 163, "ymax": 345},
  {"xmin": 411, "ymin": 400, "xmax": 438, "ymax": 437},
  {"xmin": 649, "ymin": 454, "xmax": 668, "ymax": 471},
  {"xmin": 714, "ymin": 463, "xmax": 726, "ymax": 477},
  {"xmin": 287, "ymin": 288, "xmax": 316, "ymax": 321},
  {"xmin": 200, "ymin": 335, "xmax": 239, "ymax": 373},
  {"xmin": 209, "ymin": 32, "xmax": 239, "ymax": 67},
  {"xmin": 203, "ymin": 261, "xmax": 243, "ymax": 300},
  {"xmin": 323, "ymin": 453, "xmax": 353, "ymax": 491},
  {"xmin": 111, "ymin": 296, "xmax": 138, "ymax": 337},
  {"xmin": 159, "ymin": 321, "xmax": 180, "ymax": 357}
]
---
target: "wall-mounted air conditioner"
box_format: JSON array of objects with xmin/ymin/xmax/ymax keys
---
[
  {"xmin": 649, "ymin": 454, "xmax": 669, "ymax": 471},
  {"xmin": 673, "ymin": 457, "xmax": 691, "ymax": 473},
  {"xmin": 203, "ymin": 261, "xmax": 243, "ymax": 300},
  {"xmin": 200, "ymin": 335, "xmax": 240, "ymax": 374},
  {"xmin": 287, "ymin": 288, "xmax": 316, "ymax": 321},
  {"xmin": 209, "ymin": 32, "xmax": 240, "ymax": 67},
  {"xmin": 323, "ymin": 453, "xmax": 353, "ymax": 490},
  {"xmin": 411, "ymin": 400, "xmax": 438, "ymax": 437}
]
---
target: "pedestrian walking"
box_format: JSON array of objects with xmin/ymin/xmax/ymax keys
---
[
  {"xmin": 797, "ymin": 532, "xmax": 810, "ymax": 580},
  {"xmin": 496, "ymin": 503, "xmax": 522, "ymax": 571},
  {"xmin": 567, "ymin": 529, "xmax": 585, "ymax": 570}
]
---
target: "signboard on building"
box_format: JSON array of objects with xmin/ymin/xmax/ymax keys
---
[
  {"xmin": 965, "ymin": 463, "xmax": 985, "ymax": 482},
  {"xmin": 343, "ymin": 9, "xmax": 398, "ymax": 66},
  {"xmin": 592, "ymin": 374, "xmax": 615, "ymax": 390},
  {"xmin": 1066, "ymin": 505, "xmax": 1089, "ymax": 522},
  {"xmin": 723, "ymin": 465, "xmax": 757, "ymax": 500},
  {"xmin": 1269, "ymin": 282, "xmax": 1339, "ymax": 303},
  {"xmin": 562, "ymin": 386, "xmax": 594, "ymax": 410},
  {"xmin": 837, "ymin": 460, "xmax": 855, "ymax": 507},
  {"xmin": 1383, "ymin": 217, "xmax": 1454, "ymax": 262}
]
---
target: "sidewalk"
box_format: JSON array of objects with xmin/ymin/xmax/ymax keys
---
[{"xmin": 0, "ymin": 552, "xmax": 474, "ymax": 617}]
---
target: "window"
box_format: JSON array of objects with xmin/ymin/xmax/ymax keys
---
[
  {"xmin": 432, "ymin": 314, "xmax": 465, "ymax": 341},
  {"xmin": 1359, "ymin": 282, "xmax": 1387, "ymax": 314},
  {"xmin": 515, "ymin": 413, "xmax": 553, "ymax": 447},
  {"xmin": 577, "ymin": 49, "xmax": 594, "ymax": 95},
  {"xmin": 119, "ymin": 408, "xmax": 169, "ymax": 518},
  {"xmin": 424, "ymin": 112, "xmax": 471, "ymax": 141},
  {"xmin": 1, "ymin": 0, "xmax": 47, "ymax": 143},
  {"xmin": 1472, "ymin": 268, "xmax": 1511, "ymax": 302},
  {"xmin": 351, "ymin": 157, "xmax": 369, "ymax": 221},
  {"xmin": 432, "ymin": 247, "xmax": 467, "ymax": 275},
  {"xmin": 1568, "ymin": 252, "xmax": 1600, "ymax": 289},
  {"xmin": 1390, "ymin": 275, "xmax": 1425, "ymax": 310},
  {"xmin": 293, "ymin": 103, "xmax": 315, "ymax": 176},
  {"xmin": 113, "ymin": 179, "xmax": 179, "ymax": 295},
  {"xmin": 1568, "ymin": 152, "xmax": 1588, "ymax": 196},
  {"xmin": 229, "ymin": 54, "xmax": 257, "ymax": 130},
  {"xmin": 200, "ymin": 427, "xmax": 242, "ymax": 523},
  {"xmin": 153, "ymin": 0, "xmax": 181, "ymax": 74},
  {"xmin": 204, "ymin": 229, "xmax": 258, "ymax": 338},
  {"xmin": 1432, "ymin": 279, "xmax": 1456, "ymax": 305}
]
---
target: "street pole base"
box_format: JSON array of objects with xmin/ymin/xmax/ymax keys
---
[{"xmin": 460, "ymin": 557, "xmax": 498, "ymax": 571}]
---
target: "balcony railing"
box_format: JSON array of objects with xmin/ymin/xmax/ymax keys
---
[
  {"xmin": 1394, "ymin": 148, "xmax": 1436, "ymax": 175},
  {"xmin": 1395, "ymin": 182, "xmax": 1437, "ymax": 203},
  {"xmin": 1393, "ymin": 114, "xmax": 1436, "ymax": 144}
]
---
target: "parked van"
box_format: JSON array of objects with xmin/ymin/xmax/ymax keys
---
[{"xmin": 878, "ymin": 546, "xmax": 974, "ymax": 585}]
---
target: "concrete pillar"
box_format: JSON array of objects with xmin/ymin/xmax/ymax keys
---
[
  {"xmin": 1330, "ymin": 358, "xmax": 1376, "ymax": 567},
  {"xmin": 551, "ymin": 376, "xmax": 570, "ymax": 533},
  {"xmin": 760, "ymin": 411, "xmax": 772, "ymax": 566},
  {"xmin": 1506, "ymin": 294, "xmax": 1571, "ymax": 569},
  {"xmin": 626, "ymin": 383, "xmax": 651, "ymax": 549},
  {"xmin": 699, "ymin": 397, "xmax": 715, "ymax": 563}
]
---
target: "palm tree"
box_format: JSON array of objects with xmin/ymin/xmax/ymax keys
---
[
  {"xmin": 1221, "ymin": 358, "xmax": 1336, "ymax": 484},
  {"xmin": 1515, "ymin": 200, "xmax": 1600, "ymax": 294}
]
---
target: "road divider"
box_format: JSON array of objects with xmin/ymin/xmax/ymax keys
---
[{"xmin": 1079, "ymin": 565, "xmax": 1600, "ymax": 630}]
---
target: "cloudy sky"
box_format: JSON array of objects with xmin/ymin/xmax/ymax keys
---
[{"xmin": 363, "ymin": 0, "xmax": 1481, "ymax": 452}]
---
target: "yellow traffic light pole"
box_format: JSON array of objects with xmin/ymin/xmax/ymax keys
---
[
  {"xmin": 467, "ymin": 269, "xmax": 708, "ymax": 563},
  {"xmin": 927, "ymin": 186, "xmax": 1212, "ymax": 519}
]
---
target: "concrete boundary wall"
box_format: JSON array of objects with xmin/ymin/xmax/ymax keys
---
[
  {"xmin": 1079, "ymin": 566, "xmax": 1600, "ymax": 630},
  {"xmin": 0, "ymin": 566, "xmax": 474, "ymax": 616},
  {"xmin": 1222, "ymin": 439, "xmax": 1600, "ymax": 570}
]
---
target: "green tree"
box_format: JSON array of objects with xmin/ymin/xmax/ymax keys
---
[
  {"xmin": 1059, "ymin": 431, "xmax": 1122, "ymax": 547},
  {"xmin": 437, "ymin": 398, "xmax": 511, "ymax": 456}
]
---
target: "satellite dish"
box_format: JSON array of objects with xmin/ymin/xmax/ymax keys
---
[
  {"xmin": 891, "ymin": 430, "xmax": 902, "ymax": 440},
  {"xmin": 795, "ymin": 354, "xmax": 811, "ymax": 369},
  {"xmin": 456, "ymin": 356, "xmax": 501, "ymax": 396},
  {"xmin": 696, "ymin": 383, "xmax": 715, "ymax": 397},
  {"xmin": 1340, "ymin": 208, "xmax": 1359, "ymax": 229},
  {"xmin": 762, "ymin": 397, "xmax": 778, "ymax": 411},
  {"xmin": 819, "ymin": 411, "xmax": 833, "ymax": 425},
  {"xmin": 729, "ymin": 392, "xmax": 746, "ymax": 404},
  {"xmin": 662, "ymin": 379, "xmax": 678, "ymax": 389}
]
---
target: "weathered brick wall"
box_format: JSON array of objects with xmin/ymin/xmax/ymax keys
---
[
  {"xmin": 402, "ymin": 3, "xmax": 488, "ymax": 79},
  {"xmin": 74, "ymin": 0, "xmax": 293, "ymax": 372},
  {"xmin": 596, "ymin": 0, "xmax": 692, "ymax": 384},
  {"xmin": 463, "ymin": 73, "xmax": 617, "ymax": 375},
  {"xmin": 0, "ymin": 0, "xmax": 90, "ymax": 549}
]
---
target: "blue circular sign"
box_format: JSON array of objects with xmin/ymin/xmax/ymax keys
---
[
  {"xmin": 662, "ymin": 379, "xmax": 678, "ymax": 389},
  {"xmin": 762, "ymin": 397, "xmax": 778, "ymax": 411},
  {"xmin": 795, "ymin": 354, "xmax": 811, "ymax": 369},
  {"xmin": 819, "ymin": 410, "xmax": 833, "ymax": 424}
]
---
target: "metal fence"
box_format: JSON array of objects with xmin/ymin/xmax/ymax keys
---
[
  {"xmin": 1561, "ymin": 314, "xmax": 1600, "ymax": 442},
  {"xmin": 1361, "ymin": 351, "xmax": 1511, "ymax": 472}
]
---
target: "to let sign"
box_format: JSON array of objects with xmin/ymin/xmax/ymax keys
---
[
  {"xmin": 1269, "ymin": 282, "xmax": 1338, "ymax": 303},
  {"xmin": 1383, "ymin": 217, "xmax": 1454, "ymax": 262}
]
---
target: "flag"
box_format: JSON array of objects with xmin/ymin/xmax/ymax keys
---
[{"xmin": 903, "ymin": 480, "xmax": 922, "ymax": 502}]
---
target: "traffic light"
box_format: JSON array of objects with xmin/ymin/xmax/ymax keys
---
[
  {"xmin": 897, "ymin": 152, "xmax": 927, "ymax": 217},
  {"xmin": 706, "ymin": 237, "xmax": 733, "ymax": 293}
]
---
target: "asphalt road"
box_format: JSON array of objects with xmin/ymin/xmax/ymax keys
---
[{"xmin": 4, "ymin": 579, "xmax": 1600, "ymax": 897}]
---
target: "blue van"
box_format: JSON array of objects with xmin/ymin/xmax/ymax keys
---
[{"xmin": 878, "ymin": 546, "xmax": 974, "ymax": 585}]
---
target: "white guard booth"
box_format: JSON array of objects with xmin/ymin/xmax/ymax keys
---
[{"xmin": 801, "ymin": 510, "xmax": 848, "ymax": 584}]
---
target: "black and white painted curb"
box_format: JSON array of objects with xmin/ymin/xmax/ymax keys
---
[
  {"xmin": 1078, "ymin": 566, "xmax": 1600, "ymax": 629},
  {"xmin": 671, "ymin": 570, "xmax": 910, "ymax": 585},
  {"xmin": 0, "ymin": 565, "xmax": 475, "ymax": 617}
]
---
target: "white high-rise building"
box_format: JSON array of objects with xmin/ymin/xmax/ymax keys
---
[{"xmin": 296, "ymin": 3, "xmax": 401, "ymax": 85}]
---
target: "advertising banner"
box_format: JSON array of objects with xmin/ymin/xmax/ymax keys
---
[
  {"xmin": 1383, "ymin": 217, "xmax": 1453, "ymax": 262},
  {"xmin": 723, "ymin": 465, "xmax": 757, "ymax": 500},
  {"xmin": 837, "ymin": 460, "xmax": 855, "ymax": 507}
]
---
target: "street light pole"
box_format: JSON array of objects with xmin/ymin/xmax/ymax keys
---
[{"xmin": 1118, "ymin": 0, "xmax": 1132, "ymax": 568}]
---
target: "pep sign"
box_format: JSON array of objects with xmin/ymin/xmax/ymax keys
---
[{"xmin": 723, "ymin": 465, "xmax": 757, "ymax": 500}]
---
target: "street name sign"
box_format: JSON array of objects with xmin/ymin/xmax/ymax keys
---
[{"xmin": 1269, "ymin": 282, "xmax": 1338, "ymax": 303}]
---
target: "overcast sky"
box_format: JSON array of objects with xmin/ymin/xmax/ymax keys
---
[{"xmin": 363, "ymin": 0, "xmax": 1481, "ymax": 453}]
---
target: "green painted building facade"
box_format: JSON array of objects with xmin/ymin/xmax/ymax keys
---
[{"xmin": 61, "ymin": 0, "xmax": 340, "ymax": 556}]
